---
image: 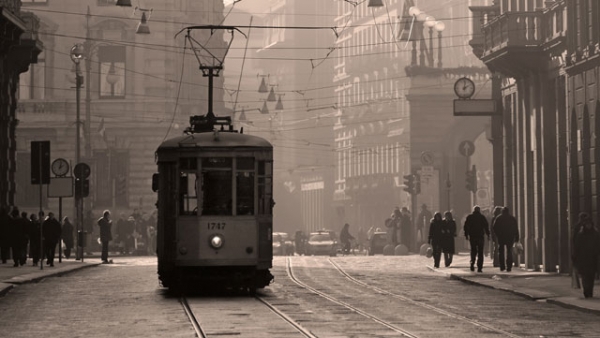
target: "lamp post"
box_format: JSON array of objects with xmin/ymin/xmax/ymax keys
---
[
  {"xmin": 70, "ymin": 43, "xmax": 84, "ymax": 260},
  {"xmin": 434, "ymin": 21, "xmax": 445, "ymax": 68},
  {"xmin": 424, "ymin": 16, "xmax": 436, "ymax": 67}
]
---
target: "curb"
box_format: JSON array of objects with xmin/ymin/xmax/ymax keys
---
[{"xmin": 0, "ymin": 262, "xmax": 101, "ymax": 297}]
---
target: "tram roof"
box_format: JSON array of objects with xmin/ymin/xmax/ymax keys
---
[{"xmin": 157, "ymin": 131, "xmax": 272, "ymax": 151}]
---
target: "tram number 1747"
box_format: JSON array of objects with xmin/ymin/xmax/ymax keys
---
[{"xmin": 208, "ymin": 222, "xmax": 226, "ymax": 230}]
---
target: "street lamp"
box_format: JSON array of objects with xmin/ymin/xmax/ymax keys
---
[
  {"xmin": 434, "ymin": 21, "xmax": 445, "ymax": 68},
  {"xmin": 424, "ymin": 16, "xmax": 436, "ymax": 67},
  {"xmin": 70, "ymin": 43, "xmax": 84, "ymax": 260}
]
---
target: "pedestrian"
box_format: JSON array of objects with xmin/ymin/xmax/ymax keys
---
[
  {"xmin": 42, "ymin": 212, "xmax": 61, "ymax": 267},
  {"xmin": 20, "ymin": 211, "xmax": 30, "ymax": 265},
  {"xmin": 62, "ymin": 216, "xmax": 75, "ymax": 259},
  {"xmin": 98, "ymin": 210, "xmax": 113, "ymax": 264},
  {"xmin": 572, "ymin": 214, "xmax": 600, "ymax": 298},
  {"xmin": 417, "ymin": 204, "xmax": 433, "ymax": 245},
  {"xmin": 146, "ymin": 224, "xmax": 156, "ymax": 256},
  {"xmin": 492, "ymin": 207, "xmax": 519, "ymax": 272},
  {"xmin": 385, "ymin": 207, "xmax": 400, "ymax": 246},
  {"xmin": 490, "ymin": 206, "xmax": 502, "ymax": 267},
  {"xmin": 0, "ymin": 206, "xmax": 10, "ymax": 263},
  {"xmin": 400, "ymin": 207, "xmax": 412, "ymax": 251},
  {"xmin": 442, "ymin": 211, "xmax": 457, "ymax": 267},
  {"xmin": 29, "ymin": 213, "xmax": 42, "ymax": 266},
  {"xmin": 339, "ymin": 223, "xmax": 355, "ymax": 255},
  {"xmin": 463, "ymin": 205, "xmax": 490, "ymax": 272},
  {"xmin": 428, "ymin": 212, "xmax": 444, "ymax": 268},
  {"xmin": 9, "ymin": 207, "xmax": 28, "ymax": 266}
]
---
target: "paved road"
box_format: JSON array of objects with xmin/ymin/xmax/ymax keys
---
[{"xmin": 0, "ymin": 255, "xmax": 598, "ymax": 337}]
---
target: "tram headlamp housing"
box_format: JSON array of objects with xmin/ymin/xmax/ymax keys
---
[{"xmin": 210, "ymin": 235, "xmax": 224, "ymax": 249}]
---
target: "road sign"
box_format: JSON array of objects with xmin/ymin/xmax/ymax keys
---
[
  {"xmin": 453, "ymin": 99, "xmax": 499, "ymax": 116},
  {"xmin": 420, "ymin": 166, "xmax": 434, "ymax": 177},
  {"xmin": 48, "ymin": 177, "xmax": 74, "ymax": 198},
  {"xmin": 31, "ymin": 141, "xmax": 50, "ymax": 185},
  {"xmin": 74, "ymin": 162, "xmax": 91, "ymax": 179},
  {"xmin": 420, "ymin": 151, "xmax": 434, "ymax": 166},
  {"xmin": 459, "ymin": 140, "xmax": 475, "ymax": 157}
]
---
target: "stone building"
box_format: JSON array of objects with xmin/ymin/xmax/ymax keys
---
[
  {"xmin": 0, "ymin": 0, "xmax": 42, "ymax": 207},
  {"xmin": 15, "ymin": 1, "xmax": 224, "ymax": 227}
]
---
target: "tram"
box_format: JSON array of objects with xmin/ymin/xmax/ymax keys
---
[{"xmin": 152, "ymin": 113, "xmax": 274, "ymax": 292}]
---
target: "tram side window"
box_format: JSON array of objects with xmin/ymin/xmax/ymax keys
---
[
  {"xmin": 179, "ymin": 172, "xmax": 198, "ymax": 215},
  {"xmin": 257, "ymin": 161, "xmax": 273, "ymax": 215},
  {"xmin": 201, "ymin": 158, "xmax": 232, "ymax": 215},
  {"xmin": 236, "ymin": 158, "xmax": 255, "ymax": 216}
]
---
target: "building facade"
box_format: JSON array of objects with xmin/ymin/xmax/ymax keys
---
[
  {"xmin": 470, "ymin": 0, "xmax": 581, "ymax": 272},
  {"xmin": 333, "ymin": 0, "xmax": 492, "ymax": 246},
  {"xmin": 15, "ymin": 0, "xmax": 224, "ymax": 227},
  {"xmin": 0, "ymin": 0, "xmax": 42, "ymax": 207}
]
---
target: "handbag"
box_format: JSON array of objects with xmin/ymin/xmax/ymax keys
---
[{"xmin": 512, "ymin": 242, "xmax": 524, "ymax": 255}]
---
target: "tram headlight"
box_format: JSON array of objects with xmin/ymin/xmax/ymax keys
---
[{"xmin": 210, "ymin": 235, "xmax": 224, "ymax": 249}]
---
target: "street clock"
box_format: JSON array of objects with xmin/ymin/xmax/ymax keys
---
[
  {"xmin": 454, "ymin": 77, "xmax": 475, "ymax": 99},
  {"xmin": 51, "ymin": 158, "xmax": 69, "ymax": 177}
]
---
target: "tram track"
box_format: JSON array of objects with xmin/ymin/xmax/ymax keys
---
[
  {"xmin": 286, "ymin": 257, "xmax": 420, "ymax": 338},
  {"xmin": 327, "ymin": 258, "xmax": 522, "ymax": 338},
  {"xmin": 180, "ymin": 292, "xmax": 316, "ymax": 338}
]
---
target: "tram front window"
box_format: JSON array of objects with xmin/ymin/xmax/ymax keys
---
[{"xmin": 201, "ymin": 158, "xmax": 232, "ymax": 215}]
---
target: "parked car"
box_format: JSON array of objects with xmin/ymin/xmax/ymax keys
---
[
  {"xmin": 368, "ymin": 232, "xmax": 388, "ymax": 255},
  {"xmin": 306, "ymin": 230, "xmax": 338, "ymax": 256},
  {"xmin": 273, "ymin": 232, "xmax": 294, "ymax": 256}
]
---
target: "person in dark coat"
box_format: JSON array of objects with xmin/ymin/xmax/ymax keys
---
[
  {"xmin": 19, "ymin": 211, "xmax": 30, "ymax": 265},
  {"xmin": 385, "ymin": 207, "xmax": 401, "ymax": 246},
  {"xmin": 9, "ymin": 207, "xmax": 28, "ymax": 267},
  {"xmin": 339, "ymin": 223, "xmax": 355, "ymax": 255},
  {"xmin": 490, "ymin": 206, "xmax": 502, "ymax": 267},
  {"xmin": 42, "ymin": 212, "xmax": 61, "ymax": 267},
  {"xmin": 493, "ymin": 206, "xmax": 519, "ymax": 272},
  {"xmin": 29, "ymin": 213, "xmax": 42, "ymax": 266},
  {"xmin": 572, "ymin": 215, "xmax": 600, "ymax": 298},
  {"xmin": 61, "ymin": 216, "xmax": 75, "ymax": 259},
  {"xmin": 442, "ymin": 211, "xmax": 457, "ymax": 267},
  {"xmin": 428, "ymin": 212, "xmax": 444, "ymax": 268},
  {"xmin": 399, "ymin": 207, "xmax": 412, "ymax": 251},
  {"xmin": 0, "ymin": 206, "xmax": 10, "ymax": 264},
  {"xmin": 98, "ymin": 210, "xmax": 113, "ymax": 264},
  {"xmin": 463, "ymin": 205, "xmax": 490, "ymax": 272}
]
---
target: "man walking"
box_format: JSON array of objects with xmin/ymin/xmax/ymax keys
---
[
  {"xmin": 42, "ymin": 212, "xmax": 61, "ymax": 267},
  {"xmin": 463, "ymin": 205, "xmax": 490, "ymax": 272},
  {"xmin": 493, "ymin": 207, "xmax": 519, "ymax": 272},
  {"xmin": 98, "ymin": 210, "xmax": 113, "ymax": 264}
]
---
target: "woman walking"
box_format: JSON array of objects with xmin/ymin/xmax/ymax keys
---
[
  {"xmin": 428, "ymin": 212, "xmax": 444, "ymax": 268},
  {"xmin": 62, "ymin": 217, "xmax": 74, "ymax": 259},
  {"xmin": 442, "ymin": 211, "xmax": 457, "ymax": 267},
  {"xmin": 572, "ymin": 213, "xmax": 600, "ymax": 298}
]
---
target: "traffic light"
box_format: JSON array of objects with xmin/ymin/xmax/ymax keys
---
[
  {"xmin": 75, "ymin": 177, "xmax": 89, "ymax": 198},
  {"xmin": 403, "ymin": 174, "xmax": 415, "ymax": 194},
  {"xmin": 414, "ymin": 174, "xmax": 421, "ymax": 195},
  {"xmin": 465, "ymin": 165, "xmax": 477, "ymax": 193}
]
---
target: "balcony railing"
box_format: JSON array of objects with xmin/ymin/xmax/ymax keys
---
[
  {"xmin": 475, "ymin": 2, "xmax": 566, "ymax": 60},
  {"xmin": 481, "ymin": 11, "xmax": 543, "ymax": 56}
]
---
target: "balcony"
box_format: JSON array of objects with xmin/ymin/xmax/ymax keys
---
[{"xmin": 470, "ymin": 3, "xmax": 566, "ymax": 77}]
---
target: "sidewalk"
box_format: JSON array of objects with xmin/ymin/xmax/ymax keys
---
[
  {"xmin": 426, "ymin": 252, "xmax": 600, "ymax": 315},
  {"xmin": 0, "ymin": 258, "xmax": 101, "ymax": 297}
]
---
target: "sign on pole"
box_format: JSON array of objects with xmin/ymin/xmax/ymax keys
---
[
  {"xmin": 48, "ymin": 177, "xmax": 74, "ymax": 198},
  {"xmin": 458, "ymin": 140, "xmax": 475, "ymax": 157},
  {"xmin": 453, "ymin": 99, "xmax": 499, "ymax": 116},
  {"xmin": 31, "ymin": 141, "xmax": 50, "ymax": 185}
]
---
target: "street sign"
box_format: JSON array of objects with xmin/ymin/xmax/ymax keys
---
[
  {"xmin": 74, "ymin": 162, "xmax": 91, "ymax": 179},
  {"xmin": 453, "ymin": 99, "xmax": 499, "ymax": 116},
  {"xmin": 31, "ymin": 141, "xmax": 50, "ymax": 185},
  {"xmin": 420, "ymin": 166, "xmax": 434, "ymax": 177},
  {"xmin": 420, "ymin": 151, "xmax": 434, "ymax": 166},
  {"xmin": 48, "ymin": 177, "xmax": 74, "ymax": 198},
  {"xmin": 459, "ymin": 140, "xmax": 475, "ymax": 157}
]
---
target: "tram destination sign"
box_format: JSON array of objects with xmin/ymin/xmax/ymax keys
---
[{"xmin": 453, "ymin": 99, "xmax": 499, "ymax": 116}]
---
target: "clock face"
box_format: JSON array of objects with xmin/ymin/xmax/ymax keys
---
[
  {"xmin": 51, "ymin": 158, "xmax": 69, "ymax": 176},
  {"xmin": 454, "ymin": 77, "xmax": 475, "ymax": 99}
]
